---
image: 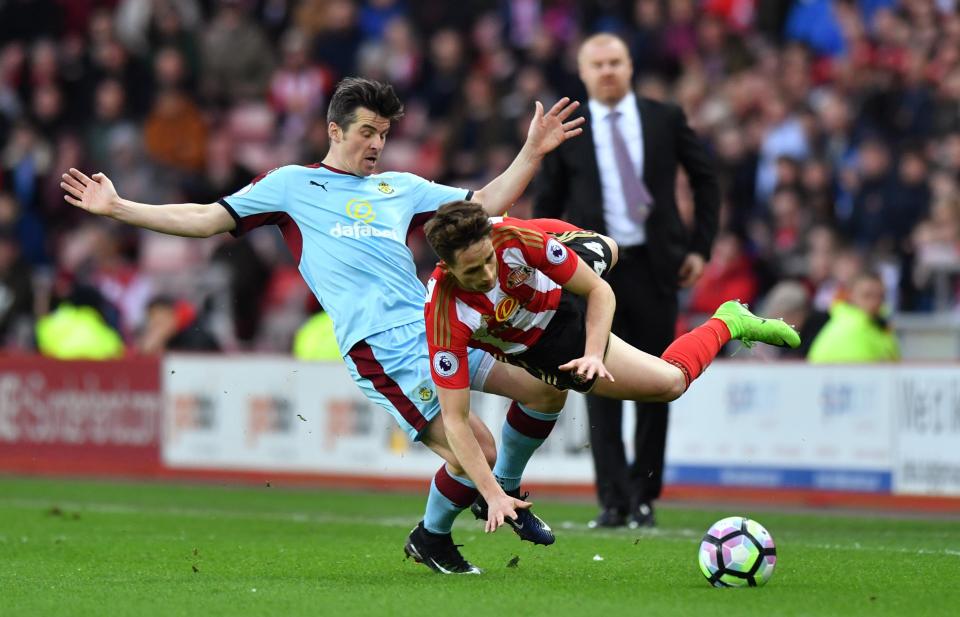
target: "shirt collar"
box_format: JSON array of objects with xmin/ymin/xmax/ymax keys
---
[{"xmin": 589, "ymin": 91, "xmax": 638, "ymax": 122}]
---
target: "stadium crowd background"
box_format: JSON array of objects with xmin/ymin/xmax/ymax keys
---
[{"xmin": 0, "ymin": 0, "xmax": 958, "ymax": 357}]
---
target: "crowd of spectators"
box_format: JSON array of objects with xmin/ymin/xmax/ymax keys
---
[{"xmin": 1, "ymin": 0, "xmax": 958, "ymax": 357}]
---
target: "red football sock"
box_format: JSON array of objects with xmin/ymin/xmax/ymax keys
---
[{"xmin": 661, "ymin": 319, "xmax": 731, "ymax": 389}]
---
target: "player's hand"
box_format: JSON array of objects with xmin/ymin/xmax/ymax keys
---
[
  {"xmin": 61, "ymin": 168, "xmax": 119, "ymax": 217},
  {"xmin": 485, "ymin": 493, "xmax": 531, "ymax": 533},
  {"xmin": 678, "ymin": 253, "xmax": 706, "ymax": 288},
  {"xmin": 526, "ymin": 97, "xmax": 585, "ymax": 158},
  {"xmin": 559, "ymin": 354, "xmax": 614, "ymax": 384}
]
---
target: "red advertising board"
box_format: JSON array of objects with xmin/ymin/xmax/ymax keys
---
[{"xmin": 0, "ymin": 356, "xmax": 162, "ymax": 475}]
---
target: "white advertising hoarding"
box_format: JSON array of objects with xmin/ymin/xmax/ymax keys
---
[
  {"xmin": 162, "ymin": 356, "xmax": 960, "ymax": 497},
  {"xmin": 162, "ymin": 355, "xmax": 595, "ymax": 481},
  {"xmin": 893, "ymin": 368, "xmax": 960, "ymax": 496},
  {"xmin": 665, "ymin": 364, "xmax": 895, "ymax": 492}
]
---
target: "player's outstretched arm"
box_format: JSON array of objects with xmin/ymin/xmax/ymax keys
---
[
  {"xmin": 61, "ymin": 168, "xmax": 236, "ymax": 238},
  {"xmin": 557, "ymin": 259, "xmax": 617, "ymax": 383},
  {"xmin": 436, "ymin": 386, "xmax": 530, "ymax": 533},
  {"xmin": 471, "ymin": 98, "xmax": 584, "ymax": 216}
]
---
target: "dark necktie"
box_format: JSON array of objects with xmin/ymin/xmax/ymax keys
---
[{"xmin": 608, "ymin": 109, "xmax": 653, "ymax": 225}]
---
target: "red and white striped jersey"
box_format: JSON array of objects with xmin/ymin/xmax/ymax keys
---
[{"xmin": 425, "ymin": 217, "xmax": 581, "ymax": 389}]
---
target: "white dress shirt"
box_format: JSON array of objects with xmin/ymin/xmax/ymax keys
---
[{"xmin": 589, "ymin": 92, "xmax": 647, "ymax": 247}]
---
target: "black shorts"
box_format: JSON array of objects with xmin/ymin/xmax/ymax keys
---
[
  {"xmin": 506, "ymin": 232, "xmax": 615, "ymax": 393},
  {"xmin": 550, "ymin": 230, "xmax": 615, "ymax": 279}
]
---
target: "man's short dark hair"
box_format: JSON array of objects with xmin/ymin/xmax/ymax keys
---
[
  {"xmin": 326, "ymin": 77, "xmax": 404, "ymax": 130},
  {"xmin": 423, "ymin": 201, "xmax": 492, "ymax": 265}
]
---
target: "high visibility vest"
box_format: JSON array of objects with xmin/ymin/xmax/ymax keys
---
[
  {"xmin": 36, "ymin": 303, "xmax": 124, "ymax": 360},
  {"xmin": 292, "ymin": 312, "xmax": 342, "ymax": 361}
]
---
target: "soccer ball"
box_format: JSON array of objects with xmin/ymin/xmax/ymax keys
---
[{"xmin": 698, "ymin": 516, "xmax": 777, "ymax": 588}]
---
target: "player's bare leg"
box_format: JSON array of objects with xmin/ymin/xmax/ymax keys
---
[
  {"xmin": 469, "ymin": 362, "xmax": 565, "ymax": 545},
  {"xmin": 589, "ymin": 334, "xmax": 687, "ymax": 402},
  {"xmin": 589, "ymin": 301, "xmax": 801, "ymax": 402},
  {"xmin": 420, "ymin": 412, "xmax": 498, "ymax": 473}
]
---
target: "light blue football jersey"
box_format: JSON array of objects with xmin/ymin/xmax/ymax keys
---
[{"xmin": 219, "ymin": 163, "xmax": 469, "ymax": 353}]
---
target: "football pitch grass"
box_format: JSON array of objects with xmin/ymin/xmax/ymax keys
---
[{"xmin": 1, "ymin": 476, "xmax": 958, "ymax": 617}]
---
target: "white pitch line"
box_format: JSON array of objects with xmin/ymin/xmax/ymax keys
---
[
  {"xmin": 2, "ymin": 498, "xmax": 958, "ymax": 558},
  {"xmin": 0, "ymin": 497, "xmax": 415, "ymax": 528}
]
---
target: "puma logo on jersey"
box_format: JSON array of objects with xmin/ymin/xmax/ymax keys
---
[{"xmin": 309, "ymin": 180, "xmax": 328, "ymax": 191}]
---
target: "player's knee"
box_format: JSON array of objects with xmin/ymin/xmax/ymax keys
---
[
  {"xmin": 638, "ymin": 370, "xmax": 686, "ymax": 402},
  {"xmin": 482, "ymin": 441, "xmax": 497, "ymax": 467},
  {"xmin": 600, "ymin": 234, "xmax": 619, "ymax": 269},
  {"xmin": 662, "ymin": 370, "xmax": 687, "ymax": 401}
]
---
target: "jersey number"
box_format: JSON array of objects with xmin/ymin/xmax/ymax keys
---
[{"xmin": 583, "ymin": 242, "xmax": 605, "ymax": 257}]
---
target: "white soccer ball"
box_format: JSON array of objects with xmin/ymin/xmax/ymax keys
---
[{"xmin": 698, "ymin": 516, "xmax": 777, "ymax": 587}]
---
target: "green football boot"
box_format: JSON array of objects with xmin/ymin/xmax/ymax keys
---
[{"xmin": 712, "ymin": 300, "xmax": 801, "ymax": 349}]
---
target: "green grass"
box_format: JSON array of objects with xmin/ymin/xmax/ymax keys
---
[{"xmin": 1, "ymin": 476, "xmax": 958, "ymax": 617}]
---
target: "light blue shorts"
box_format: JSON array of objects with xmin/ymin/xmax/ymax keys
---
[{"xmin": 343, "ymin": 321, "xmax": 494, "ymax": 440}]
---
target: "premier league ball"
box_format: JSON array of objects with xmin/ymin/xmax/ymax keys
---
[{"xmin": 698, "ymin": 516, "xmax": 777, "ymax": 588}]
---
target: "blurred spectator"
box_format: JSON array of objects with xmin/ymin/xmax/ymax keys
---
[
  {"xmin": 420, "ymin": 28, "xmax": 466, "ymax": 119},
  {"xmin": 35, "ymin": 284, "xmax": 124, "ymax": 360},
  {"xmin": 687, "ymin": 232, "xmax": 758, "ymax": 314},
  {"xmin": 759, "ymin": 280, "xmax": 827, "ymax": 359},
  {"xmin": 808, "ymin": 271, "xmax": 900, "ymax": 363},
  {"xmin": 182, "ymin": 129, "xmax": 251, "ymax": 204},
  {"xmin": 889, "ymin": 145, "xmax": 932, "ymax": 244},
  {"xmin": 799, "ymin": 158, "xmax": 836, "ymax": 225},
  {"xmin": 86, "ymin": 79, "xmax": 135, "ymax": 172},
  {"xmin": 137, "ymin": 295, "xmax": 220, "ymax": 353},
  {"xmin": 842, "ymin": 136, "xmax": 924, "ymax": 255},
  {"xmin": 0, "ymin": 227, "xmax": 33, "ymax": 347},
  {"xmin": 813, "ymin": 245, "xmax": 866, "ymax": 312},
  {"xmin": 359, "ymin": 0, "xmax": 409, "ymax": 42},
  {"xmin": 292, "ymin": 309, "xmax": 341, "ymax": 361},
  {"xmin": 60, "ymin": 223, "xmax": 152, "ymax": 339},
  {"xmin": 202, "ymin": 0, "xmax": 275, "ymax": 105},
  {"xmin": 115, "ymin": 0, "xmax": 202, "ymax": 59},
  {"xmin": 269, "ymin": 29, "xmax": 333, "ymax": 145},
  {"xmin": 768, "ymin": 185, "xmax": 810, "ymax": 278},
  {"xmin": 755, "ymin": 91, "xmax": 810, "ymax": 204},
  {"xmin": 0, "ymin": 0, "xmax": 955, "ymax": 356},
  {"xmin": 143, "ymin": 87, "xmax": 207, "ymax": 172},
  {"xmin": 908, "ymin": 194, "xmax": 960, "ymax": 310},
  {"xmin": 445, "ymin": 71, "xmax": 513, "ymax": 180},
  {"xmin": 1, "ymin": 125, "xmax": 51, "ymax": 265},
  {"xmin": 303, "ymin": 0, "xmax": 362, "ymax": 81},
  {"xmin": 785, "ymin": 0, "xmax": 847, "ymax": 57},
  {"xmin": 210, "ymin": 235, "xmax": 270, "ymax": 345}
]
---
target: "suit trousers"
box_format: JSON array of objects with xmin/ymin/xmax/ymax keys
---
[{"xmin": 586, "ymin": 244, "xmax": 678, "ymax": 512}]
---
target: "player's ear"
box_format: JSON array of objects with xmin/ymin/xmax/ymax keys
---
[{"xmin": 328, "ymin": 121, "xmax": 341, "ymax": 143}]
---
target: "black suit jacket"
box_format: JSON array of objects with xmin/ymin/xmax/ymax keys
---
[{"xmin": 533, "ymin": 97, "xmax": 720, "ymax": 293}]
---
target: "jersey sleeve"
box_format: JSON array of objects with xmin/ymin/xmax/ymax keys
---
[
  {"xmin": 424, "ymin": 275, "xmax": 473, "ymax": 389},
  {"xmin": 218, "ymin": 166, "xmax": 288, "ymax": 236},
  {"xmin": 526, "ymin": 217, "xmax": 582, "ymax": 233},
  {"xmin": 503, "ymin": 223, "xmax": 579, "ymax": 285},
  {"xmin": 407, "ymin": 173, "xmax": 472, "ymax": 215}
]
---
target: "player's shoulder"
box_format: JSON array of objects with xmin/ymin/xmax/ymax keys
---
[
  {"xmin": 267, "ymin": 163, "xmax": 308, "ymax": 177},
  {"xmin": 242, "ymin": 164, "xmax": 316, "ymax": 190},
  {"xmin": 638, "ymin": 96, "xmax": 683, "ymax": 121},
  {"xmin": 371, "ymin": 170, "xmax": 427, "ymax": 187},
  {"xmin": 492, "ymin": 219, "xmax": 546, "ymax": 249}
]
